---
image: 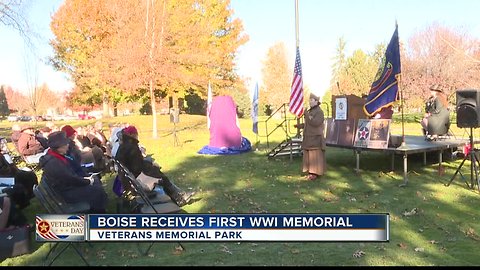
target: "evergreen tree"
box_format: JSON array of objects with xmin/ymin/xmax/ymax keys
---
[{"xmin": 0, "ymin": 86, "xmax": 10, "ymax": 117}]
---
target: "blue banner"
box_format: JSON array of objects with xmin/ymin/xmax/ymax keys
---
[
  {"xmin": 364, "ymin": 25, "xmax": 401, "ymax": 117},
  {"xmin": 88, "ymin": 214, "xmax": 388, "ymax": 229}
]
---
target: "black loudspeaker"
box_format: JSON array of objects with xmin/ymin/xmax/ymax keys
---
[{"xmin": 456, "ymin": 89, "xmax": 480, "ymax": 128}]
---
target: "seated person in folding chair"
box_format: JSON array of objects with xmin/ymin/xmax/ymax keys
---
[
  {"xmin": 0, "ymin": 151, "xmax": 38, "ymax": 210},
  {"xmin": 87, "ymin": 122, "xmax": 109, "ymax": 154},
  {"xmin": 39, "ymin": 131, "xmax": 108, "ymax": 214},
  {"xmin": 62, "ymin": 125, "xmax": 105, "ymax": 175},
  {"xmin": 35, "ymin": 126, "xmax": 53, "ymax": 149},
  {"xmin": 0, "ymin": 196, "xmax": 13, "ymax": 230},
  {"xmin": 108, "ymin": 124, "xmax": 128, "ymax": 158},
  {"xmin": 84, "ymin": 125, "xmax": 110, "ymax": 173},
  {"xmin": 115, "ymin": 126, "xmax": 195, "ymax": 207},
  {"xmin": 10, "ymin": 124, "xmax": 22, "ymax": 151},
  {"xmin": 17, "ymin": 126, "xmax": 47, "ymax": 164},
  {"xmin": 421, "ymin": 84, "xmax": 450, "ymax": 141}
]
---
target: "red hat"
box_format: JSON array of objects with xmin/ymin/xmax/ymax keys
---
[
  {"xmin": 61, "ymin": 125, "xmax": 77, "ymax": 138},
  {"xmin": 123, "ymin": 126, "xmax": 138, "ymax": 137}
]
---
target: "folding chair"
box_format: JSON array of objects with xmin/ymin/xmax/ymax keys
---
[
  {"xmin": 113, "ymin": 159, "xmax": 180, "ymax": 214},
  {"xmin": 113, "ymin": 159, "xmax": 184, "ymax": 255},
  {"xmin": 33, "ymin": 176, "xmax": 91, "ymax": 266}
]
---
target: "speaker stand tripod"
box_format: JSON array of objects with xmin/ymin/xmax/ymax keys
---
[
  {"xmin": 446, "ymin": 127, "xmax": 480, "ymax": 191},
  {"xmin": 172, "ymin": 122, "xmax": 180, "ymax": 147}
]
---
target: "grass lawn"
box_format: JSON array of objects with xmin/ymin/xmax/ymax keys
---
[{"xmin": 0, "ymin": 114, "xmax": 479, "ymax": 266}]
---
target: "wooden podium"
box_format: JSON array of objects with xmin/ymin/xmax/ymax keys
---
[
  {"xmin": 326, "ymin": 95, "xmax": 367, "ymax": 146},
  {"xmin": 331, "ymin": 95, "xmax": 366, "ymax": 122}
]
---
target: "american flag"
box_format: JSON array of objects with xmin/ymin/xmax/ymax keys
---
[{"xmin": 289, "ymin": 47, "xmax": 304, "ymax": 117}]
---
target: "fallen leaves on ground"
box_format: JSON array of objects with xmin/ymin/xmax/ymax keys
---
[
  {"xmin": 220, "ymin": 244, "xmax": 233, "ymax": 255},
  {"xmin": 352, "ymin": 250, "xmax": 365, "ymax": 258},
  {"xmin": 465, "ymin": 227, "xmax": 480, "ymax": 241},
  {"xmin": 402, "ymin": 208, "xmax": 418, "ymax": 217},
  {"xmin": 96, "ymin": 249, "xmax": 107, "ymax": 259},
  {"xmin": 172, "ymin": 245, "xmax": 185, "ymax": 255}
]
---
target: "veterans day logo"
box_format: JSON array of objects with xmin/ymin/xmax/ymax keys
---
[{"xmin": 36, "ymin": 215, "xmax": 86, "ymax": 242}]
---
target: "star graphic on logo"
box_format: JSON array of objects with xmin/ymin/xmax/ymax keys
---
[
  {"xmin": 38, "ymin": 221, "xmax": 50, "ymax": 234},
  {"xmin": 358, "ymin": 126, "xmax": 370, "ymax": 140}
]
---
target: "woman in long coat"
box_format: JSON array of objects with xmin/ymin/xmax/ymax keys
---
[
  {"xmin": 296, "ymin": 93, "xmax": 326, "ymax": 181},
  {"xmin": 421, "ymin": 84, "xmax": 450, "ymax": 140}
]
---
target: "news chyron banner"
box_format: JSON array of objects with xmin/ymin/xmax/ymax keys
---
[
  {"xmin": 87, "ymin": 214, "xmax": 389, "ymax": 242},
  {"xmin": 36, "ymin": 214, "xmax": 389, "ymax": 242}
]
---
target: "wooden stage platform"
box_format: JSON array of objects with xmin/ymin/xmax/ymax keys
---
[{"xmin": 326, "ymin": 135, "xmax": 473, "ymax": 186}]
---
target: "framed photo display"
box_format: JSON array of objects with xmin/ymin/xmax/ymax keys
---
[{"xmin": 353, "ymin": 119, "xmax": 391, "ymax": 149}]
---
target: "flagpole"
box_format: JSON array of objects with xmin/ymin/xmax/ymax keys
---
[
  {"xmin": 295, "ymin": 0, "xmax": 299, "ymax": 48},
  {"xmin": 294, "ymin": 0, "xmax": 301, "ymax": 138},
  {"xmin": 256, "ymin": 83, "xmax": 259, "ymax": 150},
  {"xmin": 252, "ymin": 82, "xmax": 260, "ymax": 150},
  {"xmin": 399, "ymin": 73, "xmax": 406, "ymax": 148}
]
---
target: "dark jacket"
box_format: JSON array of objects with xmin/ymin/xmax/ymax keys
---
[
  {"xmin": 0, "ymin": 154, "xmax": 38, "ymax": 209},
  {"xmin": 115, "ymin": 135, "xmax": 144, "ymax": 178},
  {"xmin": 35, "ymin": 134, "xmax": 49, "ymax": 149},
  {"xmin": 426, "ymin": 97, "xmax": 450, "ymax": 135},
  {"xmin": 76, "ymin": 135, "xmax": 92, "ymax": 149},
  {"xmin": 39, "ymin": 149, "xmax": 108, "ymax": 212},
  {"xmin": 17, "ymin": 132, "xmax": 44, "ymax": 156},
  {"xmin": 39, "ymin": 150, "xmax": 90, "ymax": 193},
  {"xmin": 88, "ymin": 131, "xmax": 108, "ymax": 152}
]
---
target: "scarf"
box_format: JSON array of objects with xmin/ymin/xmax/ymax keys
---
[{"xmin": 47, "ymin": 149, "xmax": 68, "ymax": 164}]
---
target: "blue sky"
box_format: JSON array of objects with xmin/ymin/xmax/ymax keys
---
[{"xmin": 1, "ymin": 0, "xmax": 479, "ymax": 97}]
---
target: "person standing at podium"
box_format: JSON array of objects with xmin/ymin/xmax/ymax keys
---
[{"xmin": 295, "ymin": 93, "xmax": 326, "ymax": 181}]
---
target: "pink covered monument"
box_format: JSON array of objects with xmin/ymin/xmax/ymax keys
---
[{"xmin": 198, "ymin": 95, "xmax": 251, "ymax": 155}]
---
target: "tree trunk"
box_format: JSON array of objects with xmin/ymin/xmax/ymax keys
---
[
  {"xmin": 102, "ymin": 92, "xmax": 110, "ymax": 118},
  {"xmin": 113, "ymin": 102, "xmax": 118, "ymax": 117},
  {"xmin": 150, "ymin": 78, "xmax": 158, "ymax": 139}
]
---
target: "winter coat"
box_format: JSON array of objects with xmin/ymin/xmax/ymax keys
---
[
  {"xmin": 39, "ymin": 150, "xmax": 90, "ymax": 192},
  {"xmin": 426, "ymin": 97, "xmax": 450, "ymax": 135},
  {"xmin": 115, "ymin": 135, "xmax": 144, "ymax": 178},
  {"xmin": 17, "ymin": 132, "xmax": 44, "ymax": 156},
  {"xmin": 115, "ymin": 134, "xmax": 163, "ymax": 179},
  {"xmin": 39, "ymin": 149, "xmax": 107, "ymax": 211},
  {"xmin": 300, "ymin": 105, "xmax": 326, "ymax": 150}
]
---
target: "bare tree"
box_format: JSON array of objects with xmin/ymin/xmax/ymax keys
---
[
  {"xmin": 0, "ymin": 0, "xmax": 31, "ymax": 44},
  {"xmin": 261, "ymin": 42, "xmax": 291, "ymax": 113},
  {"xmin": 402, "ymin": 23, "xmax": 480, "ymax": 111}
]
